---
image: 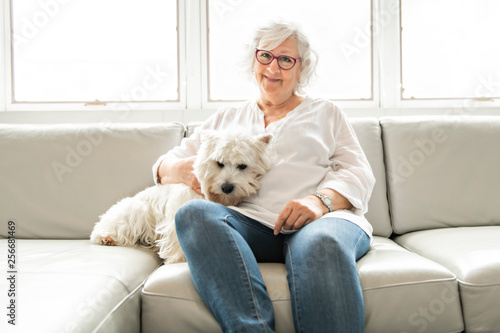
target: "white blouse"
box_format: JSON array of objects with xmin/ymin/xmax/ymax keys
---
[{"xmin": 153, "ymin": 96, "xmax": 376, "ymax": 238}]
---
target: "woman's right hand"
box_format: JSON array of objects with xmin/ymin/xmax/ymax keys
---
[
  {"xmin": 179, "ymin": 156, "xmax": 202, "ymax": 195},
  {"xmin": 158, "ymin": 156, "xmax": 203, "ymax": 195}
]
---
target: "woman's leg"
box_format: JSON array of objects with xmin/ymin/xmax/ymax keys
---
[
  {"xmin": 175, "ymin": 199, "xmax": 284, "ymax": 333},
  {"xmin": 284, "ymin": 218, "xmax": 370, "ymax": 333}
]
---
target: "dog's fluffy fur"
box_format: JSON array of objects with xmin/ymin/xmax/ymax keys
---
[{"xmin": 90, "ymin": 130, "xmax": 273, "ymax": 264}]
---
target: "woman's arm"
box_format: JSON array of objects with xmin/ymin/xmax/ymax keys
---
[
  {"xmin": 274, "ymin": 105, "xmax": 374, "ymax": 235},
  {"xmin": 156, "ymin": 155, "xmax": 203, "ymax": 195}
]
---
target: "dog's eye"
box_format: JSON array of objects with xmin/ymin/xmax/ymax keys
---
[
  {"xmin": 217, "ymin": 161, "xmax": 224, "ymax": 168},
  {"xmin": 237, "ymin": 164, "xmax": 247, "ymax": 170}
]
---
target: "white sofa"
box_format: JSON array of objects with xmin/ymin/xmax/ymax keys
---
[{"xmin": 1, "ymin": 116, "xmax": 499, "ymax": 333}]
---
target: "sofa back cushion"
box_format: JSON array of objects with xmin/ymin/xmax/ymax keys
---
[
  {"xmin": 0, "ymin": 123, "xmax": 185, "ymax": 239},
  {"xmin": 349, "ymin": 118, "xmax": 392, "ymax": 237},
  {"xmin": 187, "ymin": 118, "xmax": 392, "ymax": 237},
  {"xmin": 381, "ymin": 116, "xmax": 500, "ymax": 234}
]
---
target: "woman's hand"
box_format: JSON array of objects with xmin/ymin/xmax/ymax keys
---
[
  {"xmin": 158, "ymin": 156, "xmax": 203, "ymax": 195},
  {"xmin": 273, "ymin": 189, "xmax": 353, "ymax": 235},
  {"xmin": 176, "ymin": 156, "xmax": 202, "ymax": 195},
  {"xmin": 273, "ymin": 195, "xmax": 326, "ymax": 235}
]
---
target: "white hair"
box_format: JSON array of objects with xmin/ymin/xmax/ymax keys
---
[{"xmin": 244, "ymin": 19, "xmax": 318, "ymax": 95}]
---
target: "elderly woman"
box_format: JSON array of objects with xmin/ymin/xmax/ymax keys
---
[{"xmin": 153, "ymin": 20, "xmax": 375, "ymax": 333}]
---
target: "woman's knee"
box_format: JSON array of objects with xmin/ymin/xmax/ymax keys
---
[
  {"xmin": 175, "ymin": 199, "xmax": 228, "ymax": 237},
  {"xmin": 288, "ymin": 219, "xmax": 368, "ymax": 266},
  {"xmin": 176, "ymin": 199, "xmax": 208, "ymax": 231},
  {"xmin": 176, "ymin": 198, "xmax": 204, "ymax": 221}
]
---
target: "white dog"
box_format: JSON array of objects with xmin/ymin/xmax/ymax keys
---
[{"xmin": 90, "ymin": 130, "xmax": 273, "ymax": 264}]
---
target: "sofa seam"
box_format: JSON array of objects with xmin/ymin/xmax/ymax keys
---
[
  {"xmin": 361, "ymin": 277, "xmax": 457, "ymax": 292},
  {"xmin": 457, "ymin": 280, "xmax": 500, "ymax": 288},
  {"xmin": 92, "ymin": 275, "xmax": 150, "ymax": 333},
  {"xmin": 92, "ymin": 262, "xmax": 163, "ymax": 332},
  {"xmin": 141, "ymin": 291, "xmax": 291, "ymax": 303},
  {"xmin": 141, "ymin": 291, "xmax": 216, "ymax": 304}
]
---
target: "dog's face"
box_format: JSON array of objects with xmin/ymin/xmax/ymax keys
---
[{"xmin": 194, "ymin": 131, "xmax": 273, "ymax": 206}]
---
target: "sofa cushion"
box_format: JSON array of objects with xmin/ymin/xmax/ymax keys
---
[
  {"xmin": 358, "ymin": 237, "xmax": 463, "ymax": 333},
  {"xmin": 0, "ymin": 239, "xmax": 161, "ymax": 333},
  {"xmin": 141, "ymin": 237, "xmax": 463, "ymax": 333},
  {"xmin": 142, "ymin": 262, "xmax": 294, "ymax": 333},
  {"xmin": 187, "ymin": 117, "xmax": 392, "ymax": 237},
  {"xmin": 395, "ymin": 226, "xmax": 500, "ymax": 333},
  {"xmin": 381, "ymin": 116, "xmax": 500, "ymax": 234},
  {"xmin": 0, "ymin": 123, "xmax": 185, "ymax": 239}
]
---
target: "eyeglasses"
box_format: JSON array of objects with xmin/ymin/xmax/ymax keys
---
[{"xmin": 255, "ymin": 49, "xmax": 301, "ymax": 70}]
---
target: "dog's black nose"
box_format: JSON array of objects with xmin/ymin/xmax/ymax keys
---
[{"xmin": 221, "ymin": 183, "xmax": 234, "ymax": 194}]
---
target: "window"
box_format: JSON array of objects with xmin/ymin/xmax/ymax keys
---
[
  {"xmin": 206, "ymin": 0, "xmax": 373, "ymax": 102},
  {"xmin": 1, "ymin": 0, "xmax": 499, "ymax": 114},
  {"xmin": 10, "ymin": 0, "xmax": 178, "ymax": 104},
  {"xmin": 400, "ymin": 0, "xmax": 500, "ymax": 100}
]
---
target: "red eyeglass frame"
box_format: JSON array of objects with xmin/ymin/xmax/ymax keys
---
[{"xmin": 255, "ymin": 49, "xmax": 301, "ymax": 70}]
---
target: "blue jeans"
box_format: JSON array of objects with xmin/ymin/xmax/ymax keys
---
[{"xmin": 176, "ymin": 200, "xmax": 370, "ymax": 333}]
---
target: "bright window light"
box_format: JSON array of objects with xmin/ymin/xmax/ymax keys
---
[
  {"xmin": 11, "ymin": 0, "xmax": 178, "ymax": 103},
  {"xmin": 207, "ymin": 0, "xmax": 372, "ymax": 102},
  {"xmin": 401, "ymin": 0, "xmax": 500, "ymax": 100}
]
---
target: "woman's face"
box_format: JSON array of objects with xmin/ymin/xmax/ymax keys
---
[{"xmin": 254, "ymin": 38, "xmax": 302, "ymax": 104}]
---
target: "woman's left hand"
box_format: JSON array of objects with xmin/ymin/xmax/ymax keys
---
[
  {"xmin": 273, "ymin": 189, "xmax": 353, "ymax": 235},
  {"xmin": 273, "ymin": 195, "xmax": 326, "ymax": 235}
]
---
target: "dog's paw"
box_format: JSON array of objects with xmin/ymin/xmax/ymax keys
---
[{"xmin": 101, "ymin": 236, "xmax": 117, "ymax": 246}]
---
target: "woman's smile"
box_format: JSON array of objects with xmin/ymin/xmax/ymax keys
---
[{"xmin": 265, "ymin": 75, "xmax": 281, "ymax": 83}]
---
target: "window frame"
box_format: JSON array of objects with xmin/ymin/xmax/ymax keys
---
[
  {"xmin": 396, "ymin": 0, "xmax": 500, "ymax": 109},
  {"xmin": 0, "ymin": 0, "xmax": 499, "ymax": 117},
  {"xmin": 202, "ymin": 0, "xmax": 380, "ymax": 110},
  {"xmin": 3, "ymin": 0, "xmax": 185, "ymax": 112}
]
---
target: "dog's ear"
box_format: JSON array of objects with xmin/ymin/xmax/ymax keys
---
[{"xmin": 257, "ymin": 134, "xmax": 273, "ymax": 145}]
